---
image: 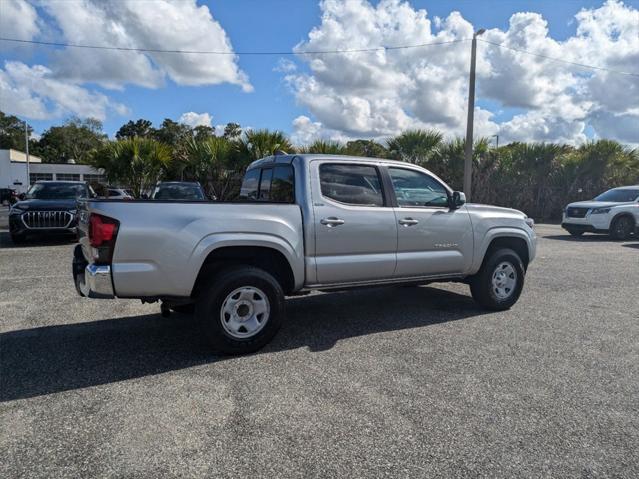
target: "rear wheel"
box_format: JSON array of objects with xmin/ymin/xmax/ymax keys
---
[
  {"xmin": 195, "ymin": 266, "xmax": 284, "ymax": 355},
  {"xmin": 470, "ymin": 248, "xmax": 525, "ymax": 311},
  {"xmin": 610, "ymin": 216, "xmax": 634, "ymax": 240},
  {"xmin": 72, "ymin": 245, "xmax": 89, "ymax": 296}
]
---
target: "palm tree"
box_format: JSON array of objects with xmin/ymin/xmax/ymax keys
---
[
  {"xmin": 386, "ymin": 129, "xmax": 443, "ymax": 166},
  {"xmin": 344, "ymin": 139, "xmax": 389, "ymax": 158},
  {"xmin": 89, "ymin": 137, "xmax": 172, "ymax": 197},
  {"xmin": 298, "ymin": 139, "xmax": 347, "ymax": 154},
  {"xmin": 181, "ymin": 136, "xmax": 238, "ymax": 200},
  {"xmin": 234, "ymin": 129, "xmax": 293, "ymax": 166}
]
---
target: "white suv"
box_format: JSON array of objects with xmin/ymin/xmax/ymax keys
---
[{"xmin": 562, "ymin": 186, "xmax": 639, "ymax": 240}]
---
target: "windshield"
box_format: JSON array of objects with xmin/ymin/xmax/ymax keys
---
[
  {"xmin": 594, "ymin": 189, "xmax": 639, "ymax": 203},
  {"xmin": 153, "ymin": 184, "xmax": 205, "ymax": 200},
  {"xmin": 26, "ymin": 183, "xmax": 87, "ymax": 200}
]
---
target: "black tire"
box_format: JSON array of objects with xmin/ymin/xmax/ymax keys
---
[
  {"xmin": 10, "ymin": 232, "xmax": 26, "ymax": 244},
  {"xmin": 567, "ymin": 229, "xmax": 584, "ymax": 237},
  {"xmin": 72, "ymin": 245, "xmax": 88, "ymax": 296},
  {"xmin": 195, "ymin": 265, "xmax": 285, "ymax": 355},
  {"xmin": 469, "ymin": 248, "xmax": 525, "ymax": 311},
  {"xmin": 170, "ymin": 304, "xmax": 195, "ymax": 314},
  {"xmin": 610, "ymin": 215, "xmax": 634, "ymax": 241}
]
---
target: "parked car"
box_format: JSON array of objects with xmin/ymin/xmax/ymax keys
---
[
  {"xmin": 106, "ymin": 188, "xmax": 134, "ymax": 200},
  {"xmin": 9, "ymin": 181, "xmax": 93, "ymax": 244},
  {"xmin": 562, "ymin": 185, "xmax": 639, "ymax": 239},
  {"xmin": 0, "ymin": 187, "xmax": 18, "ymax": 205},
  {"xmin": 151, "ymin": 181, "xmax": 206, "ymax": 200},
  {"xmin": 72, "ymin": 154, "xmax": 536, "ymax": 354}
]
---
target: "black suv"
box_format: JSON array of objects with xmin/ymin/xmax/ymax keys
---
[
  {"xmin": 9, "ymin": 181, "xmax": 93, "ymax": 244},
  {"xmin": 151, "ymin": 181, "xmax": 207, "ymax": 200}
]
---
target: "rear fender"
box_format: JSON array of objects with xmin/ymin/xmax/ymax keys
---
[{"xmin": 188, "ymin": 233, "xmax": 305, "ymax": 292}]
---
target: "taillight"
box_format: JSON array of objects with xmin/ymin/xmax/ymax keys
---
[{"xmin": 88, "ymin": 213, "xmax": 119, "ymax": 263}]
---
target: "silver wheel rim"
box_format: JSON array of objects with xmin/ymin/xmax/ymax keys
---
[
  {"xmin": 220, "ymin": 286, "xmax": 270, "ymax": 339},
  {"xmin": 491, "ymin": 261, "xmax": 517, "ymax": 300}
]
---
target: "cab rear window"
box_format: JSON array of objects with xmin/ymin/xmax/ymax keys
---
[{"xmin": 239, "ymin": 165, "xmax": 294, "ymax": 203}]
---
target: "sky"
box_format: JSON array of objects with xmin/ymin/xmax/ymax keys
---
[{"xmin": 0, "ymin": 0, "xmax": 638, "ymax": 146}]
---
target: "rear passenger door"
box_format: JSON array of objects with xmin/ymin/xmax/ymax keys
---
[{"xmin": 311, "ymin": 162, "xmax": 398, "ymax": 284}]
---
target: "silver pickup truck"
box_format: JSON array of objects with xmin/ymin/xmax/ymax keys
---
[{"xmin": 73, "ymin": 153, "xmax": 536, "ymax": 354}]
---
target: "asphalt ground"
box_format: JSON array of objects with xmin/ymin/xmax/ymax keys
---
[{"xmin": 1, "ymin": 206, "xmax": 638, "ymax": 478}]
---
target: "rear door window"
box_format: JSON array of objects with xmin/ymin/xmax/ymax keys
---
[{"xmin": 319, "ymin": 163, "xmax": 384, "ymax": 207}]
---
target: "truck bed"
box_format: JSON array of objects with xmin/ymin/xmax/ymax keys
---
[{"xmin": 78, "ymin": 199, "xmax": 305, "ymax": 297}]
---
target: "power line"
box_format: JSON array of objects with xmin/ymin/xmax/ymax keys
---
[
  {"xmin": 0, "ymin": 36, "xmax": 468, "ymax": 55},
  {"xmin": 3, "ymin": 35, "xmax": 636, "ymax": 77},
  {"xmin": 478, "ymin": 38, "xmax": 639, "ymax": 78}
]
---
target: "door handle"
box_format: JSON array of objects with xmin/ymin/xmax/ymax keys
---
[
  {"xmin": 320, "ymin": 217, "xmax": 345, "ymax": 227},
  {"xmin": 398, "ymin": 217, "xmax": 419, "ymax": 226}
]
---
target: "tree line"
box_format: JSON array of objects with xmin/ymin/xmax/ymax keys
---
[{"xmin": 1, "ymin": 111, "xmax": 637, "ymax": 219}]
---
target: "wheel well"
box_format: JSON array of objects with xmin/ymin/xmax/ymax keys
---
[
  {"xmin": 484, "ymin": 236, "xmax": 530, "ymax": 270},
  {"xmin": 611, "ymin": 212, "xmax": 636, "ymax": 226},
  {"xmin": 191, "ymin": 246, "xmax": 295, "ymax": 297}
]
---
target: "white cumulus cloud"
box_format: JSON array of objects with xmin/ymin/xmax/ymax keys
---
[
  {"xmin": 179, "ymin": 112, "xmax": 213, "ymax": 128},
  {"xmin": 41, "ymin": 0, "xmax": 251, "ymax": 92},
  {"xmin": 2, "ymin": 0, "xmax": 251, "ymax": 123},
  {"xmin": 0, "ymin": 61, "xmax": 129, "ymax": 120},
  {"xmin": 0, "ymin": 0, "xmax": 39, "ymax": 42},
  {"xmin": 288, "ymin": 0, "xmax": 639, "ymax": 145}
]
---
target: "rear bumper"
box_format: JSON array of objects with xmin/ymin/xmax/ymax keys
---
[
  {"xmin": 84, "ymin": 264, "xmax": 115, "ymax": 298},
  {"xmin": 72, "ymin": 245, "xmax": 115, "ymax": 298}
]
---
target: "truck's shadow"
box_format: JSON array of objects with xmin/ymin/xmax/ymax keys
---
[{"xmin": 1, "ymin": 286, "xmax": 486, "ymax": 402}]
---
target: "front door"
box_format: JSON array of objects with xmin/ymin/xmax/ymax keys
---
[
  {"xmin": 312, "ymin": 162, "xmax": 398, "ymax": 284},
  {"xmin": 387, "ymin": 166, "xmax": 473, "ymax": 277}
]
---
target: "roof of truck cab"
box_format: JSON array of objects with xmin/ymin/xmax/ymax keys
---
[{"xmin": 248, "ymin": 153, "xmax": 415, "ymax": 170}]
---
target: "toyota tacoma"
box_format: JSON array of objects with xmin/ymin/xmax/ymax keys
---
[{"xmin": 72, "ymin": 154, "xmax": 536, "ymax": 354}]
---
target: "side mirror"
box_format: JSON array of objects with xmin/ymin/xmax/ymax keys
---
[
  {"xmin": 450, "ymin": 191, "xmax": 466, "ymax": 210},
  {"xmin": 18, "ymin": 193, "xmax": 26, "ymax": 201}
]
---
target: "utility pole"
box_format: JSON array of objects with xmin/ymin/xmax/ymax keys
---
[
  {"xmin": 463, "ymin": 29, "xmax": 485, "ymax": 202},
  {"xmin": 24, "ymin": 120, "xmax": 30, "ymax": 189}
]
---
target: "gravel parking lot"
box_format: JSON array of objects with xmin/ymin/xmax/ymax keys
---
[{"xmin": 1, "ymin": 205, "xmax": 638, "ymax": 478}]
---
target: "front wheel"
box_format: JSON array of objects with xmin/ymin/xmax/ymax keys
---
[
  {"xmin": 610, "ymin": 216, "xmax": 634, "ymax": 241},
  {"xmin": 195, "ymin": 266, "xmax": 285, "ymax": 355},
  {"xmin": 470, "ymin": 248, "xmax": 525, "ymax": 311}
]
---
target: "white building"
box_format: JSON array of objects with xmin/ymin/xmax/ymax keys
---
[{"xmin": 0, "ymin": 149, "xmax": 105, "ymax": 193}]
